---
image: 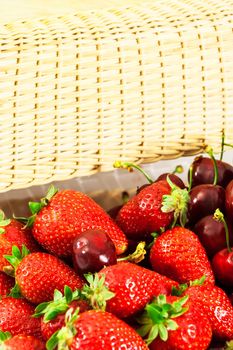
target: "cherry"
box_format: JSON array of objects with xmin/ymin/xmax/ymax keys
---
[
  {"xmin": 72, "ymin": 229, "xmax": 117, "ymax": 274},
  {"xmin": 187, "ymin": 184, "xmax": 225, "ymax": 225},
  {"xmin": 187, "ymin": 147, "xmax": 226, "ymax": 225},
  {"xmin": 188, "ymin": 156, "xmax": 233, "ymax": 189},
  {"xmin": 226, "ymin": 179, "xmax": 233, "ymax": 223},
  {"xmin": 194, "ymin": 215, "xmax": 233, "ymax": 258},
  {"xmin": 211, "ymin": 210, "xmax": 233, "ymax": 288}
]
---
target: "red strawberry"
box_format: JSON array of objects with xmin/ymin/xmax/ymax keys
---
[
  {"xmin": 0, "ymin": 332, "xmax": 45, "ymax": 350},
  {"xmin": 137, "ymin": 295, "xmax": 212, "ymax": 350},
  {"xmin": 4, "ymin": 246, "xmax": 84, "ymax": 304},
  {"xmin": 82, "ymin": 261, "xmax": 178, "ymax": 319},
  {"xmin": 47, "ymin": 309, "xmax": 149, "ymax": 350},
  {"xmin": 116, "ymin": 178, "xmax": 189, "ymax": 240},
  {"xmin": 150, "ymin": 226, "xmax": 215, "ymax": 284},
  {"xmin": 183, "ymin": 282, "xmax": 233, "ymax": 341},
  {"xmin": 33, "ymin": 286, "xmax": 89, "ymax": 341},
  {"xmin": 0, "ymin": 297, "xmax": 41, "ymax": 338},
  {"xmin": 0, "ymin": 210, "xmax": 39, "ymax": 271},
  {"xmin": 0, "ymin": 271, "xmax": 14, "ymax": 297},
  {"xmin": 26, "ymin": 186, "xmax": 128, "ymax": 257}
]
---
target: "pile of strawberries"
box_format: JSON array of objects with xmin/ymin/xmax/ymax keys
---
[{"xmin": 0, "ymin": 145, "xmax": 233, "ymax": 350}]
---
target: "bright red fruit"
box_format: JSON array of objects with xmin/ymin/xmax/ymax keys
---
[
  {"xmin": 5, "ymin": 247, "xmax": 84, "ymax": 304},
  {"xmin": 212, "ymin": 248, "xmax": 233, "ymax": 287},
  {"xmin": 0, "ymin": 297, "xmax": 41, "ymax": 338},
  {"xmin": 184, "ymin": 283, "xmax": 233, "ymax": 341},
  {"xmin": 0, "ymin": 271, "xmax": 14, "ymax": 297},
  {"xmin": 1, "ymin": 334, "xmax": 45, "ymax": 350},
  {"xmin": 116, "ymin": 180, "xmax": 173, "ymax": 239},
  {"xmin": 0, "ymin": 212, "xmax": 39, "ymax": 271},
  {"xmin": 138, "ymin": 295, "xmax": 212, "ymax": 350},
  {"xmin": 47, "ymin": 309, "xmax": 149, "ymax": 350},
  {"xmin": 31, "ymin": 188, "xmax": 128, "ymax": 257},
  {"xmin": 83, "ymin": 261, "xmax": 178, "ymax": 319},
  {"xmin": 150, "ymin": 226, "xmax": 215, "ymax": 284}
]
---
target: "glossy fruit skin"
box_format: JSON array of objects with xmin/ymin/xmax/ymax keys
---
[
  {"xmin": 69, "ymin": 310, "xmax": 149, "ymax": 350},
  {"xmin": 4, "ymin": 335, "xmax": 45, "ymax": 350},
  {"xmin": 116, "ymin": 180, "xmax": 173, "ymax": 240},
  {"xmin": 150, "ymin": 296, "xmax": 212, "ymax": 350},
  {"xmin": 156, "ymin": 173, "xmax": 186, "ymax": 189},
  {"xmin": 15, "ymin": 252, "xmax": 84, "ymax": 304},
  {"xmin": 194, "ymin": 215, "xmax": 233, "ymax": 258},
  {"xmin": 32, "ymin": 190, "xmax": 128, "ymax": 257},
  {"xmin": 0, "ymin": 219, "xmax": 39, "ymax": 271},
  {"xmin": 150, "ymin": 227, "xmax": 215, "ymax": 284},
  {"xmin": 98, "ymin": 261, "xmax": 178, "ymax": 319},
  {"xmin": 41, "ymin": 300, "xmax": 89, "ymax": 341},
  {"xmin": 0, "ymin": 297, "xmax": 42, "ymax": 338},
  {"xmin": 187, "ymin": 184, "xmax": 225, "ymax": 225},
  {"xmin": 212, "ymin": 248, "xmax": 233, "ymax": 287},
  {"xmin": 226, "ymin": 179, "xmax": 233, "ymax": 223},
  {"xmin": 0, "ymin": 271, "xmax": 14, "ymax": 297},
  {"xmin": 184, "ymin": 283, "xmax": 233, "ymax": 341},
  {"xmin": 189, "ymin": 156, "xmax": 233, "ymax": 188},
  {"xmin": 73, "ymin": 229, "xmax": 117, "ymax": 274}
]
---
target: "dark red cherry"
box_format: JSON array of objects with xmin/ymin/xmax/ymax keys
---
[
  {"xmin": 156, "ymin": 173, "xmax": 186, "ymax": 189},
  {"xmin": 212, "ymin": 248, "xmax": 233, "ymax": 287},
  {"xmin": 187, "ymin": 184, "xmax": 225, "ymax": 225},
  {"xmin": 72, "ymin": 229, "xmax": 117, "ymax": 274},
  {"xmin": 189, "ymin": 156, "xmax": 233, "ymax": 188},
  {"xmin": 194, "ymin": 215, "xmax": 233, "ymax": 258},
  {"xmin": 226, "ymin": 179, "xmax": 233, "ymax": 223}
]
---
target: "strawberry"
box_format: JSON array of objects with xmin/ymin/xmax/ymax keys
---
[
  {"xmin": 150, "ymin": 226, "xmax": 215, "ymax": 284},
  {"xmin": 46, "ymin": 309, "xmax": 149, "ymax": 350},
  {"xmin": 137, "ymin": 295, "xmax": 212, "ymax": 350},
  {"xmin": 0, "ymin": 332, "xmax": 45, "ymax": 350},
  {"xmin": 0, "ymin": 297, "xmax": 41, "ymax": 338},
  {"xmin": 4, "ymin": 246, "xmax": 84, "ymax": 304},
  {"xmin": 116, "ymin": 177, "xmax": 189, "ymax": 240},
  {"xmin": 179, "ymin": 280, "xmax": 233, "ymax": 341},
  {"xmin": 0, "ymin": 271, "xmax": 14, "ymax": 297},
  {"xmin": 34, "ymin": 286, "xmax": 89, "ymax": 341},
  {"xmin": 81, "ymin": 261, "xmax": 178, "ymax": 319},
  {"xmin": 24, "ymin": 185, "xmax": 128, "ymax": 257},
  {"xmin": 0, "ymin": 210, "xmax": 39, "ymax": 271}
]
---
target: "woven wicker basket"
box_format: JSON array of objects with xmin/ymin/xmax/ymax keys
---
[{"xmin": 0, "ymin": 0, "xmax": 233, "ymax": 192}]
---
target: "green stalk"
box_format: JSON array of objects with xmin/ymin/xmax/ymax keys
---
[
  {"xmin": 213, "ymin": 209, "xmax": 232, "ymax": 253},
  {"xmin": 187, "ymin": 165, "xmax": 193, "ymax": 193},
  {"xmin": 113, "ymin": 161, "xmax": 154, "ymax": 184},
  {"xmin": 220, "ymin": 129, "xmax": 225, "ymax": 161},
  {"xmin": 205, "ymin": 146, "xmax": 218, "ymax": 186}
]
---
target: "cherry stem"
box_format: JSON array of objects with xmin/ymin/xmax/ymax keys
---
[
  {"xmin": 187, "ymin": 165, "xmax": 193, "ymax": 192},
  {"xmin": 220, "ymin": 129, "xmax": 225, "ymax": 161},
  {"xmin": 224, "ymin": 143, "xmax": 233, "ymax": 148},
  {"xmin": 213, "ymin": 209, "xmax": 232, "ymax": 253},
  {"xmin": 113, "ymin": 161, "xmax": 154, "ymax": 184},
  {"xmin": 117, "ymin": 241, "xmax": 146, "ymax": 263},
  {"xmin": 172, "ymin": 165, "xmax": 183, "ymax": 174},
  {"xmin": 205, "ymin": 146, "xmax": 218, "ymax": 186}
]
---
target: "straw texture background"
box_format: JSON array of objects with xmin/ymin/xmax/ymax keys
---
[{"xmin": 0, "ymin": 0, "xmax": 233, "ymax": 192}]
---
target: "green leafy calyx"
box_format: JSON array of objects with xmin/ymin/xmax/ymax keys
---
[
  {"xmin": 3, "ymin": 245, "xmax": 30, "ymax": 272},
  {"xmin": 0, "ymin": 210, "xmax": 11, "ymax": 234},
  {"xmin": 34, "ymin": 286, "xmax": 81, "ymax": 322},
  {"xmin": 0, "ymin": 330, "xmax": 12, "ymax": 343},
  {"xmin": 172, "ymin": 276, "xmax": 206, "ymax": 296},
  {"xmin": 15, "ymin": 185, "xmax": 58, "ymax": 228},
  {"xmin": 81, "ymin": 273, "xmax": 115, "ymax": 311},
  {"xmin": 46, "ymin": 308, "xmax": 79, "ymax": 350},
  {"xmin": 137, "ymin": 295, "xmax": 189, "ymax": 345},
  {"xmin": 161, "ymin": 176, "xmax": 190, "ymax": 227}
]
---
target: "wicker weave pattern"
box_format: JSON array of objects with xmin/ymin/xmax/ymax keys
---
[{"xmin": 0, "ymin": 0, "xmax": 233, "ymax": 192}]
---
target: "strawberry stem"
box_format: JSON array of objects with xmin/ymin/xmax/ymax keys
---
[
  {"xmin": 117, "ymin": 241, "xmax": 146, "ymax": 263},
  {"xmin": 220, "ymin": 129, "xmax": 225, "ymax": 161},
  {"xmin": 113, "ymin": 161, "xmax": 154, "ymax": 184},
  {"xmin": 213, "ymin": 209, "xmax": 232, "ymax": 253},
  {"xmin": 205, "ymin": 146, "xmax": 218, "ymax": 186}
]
